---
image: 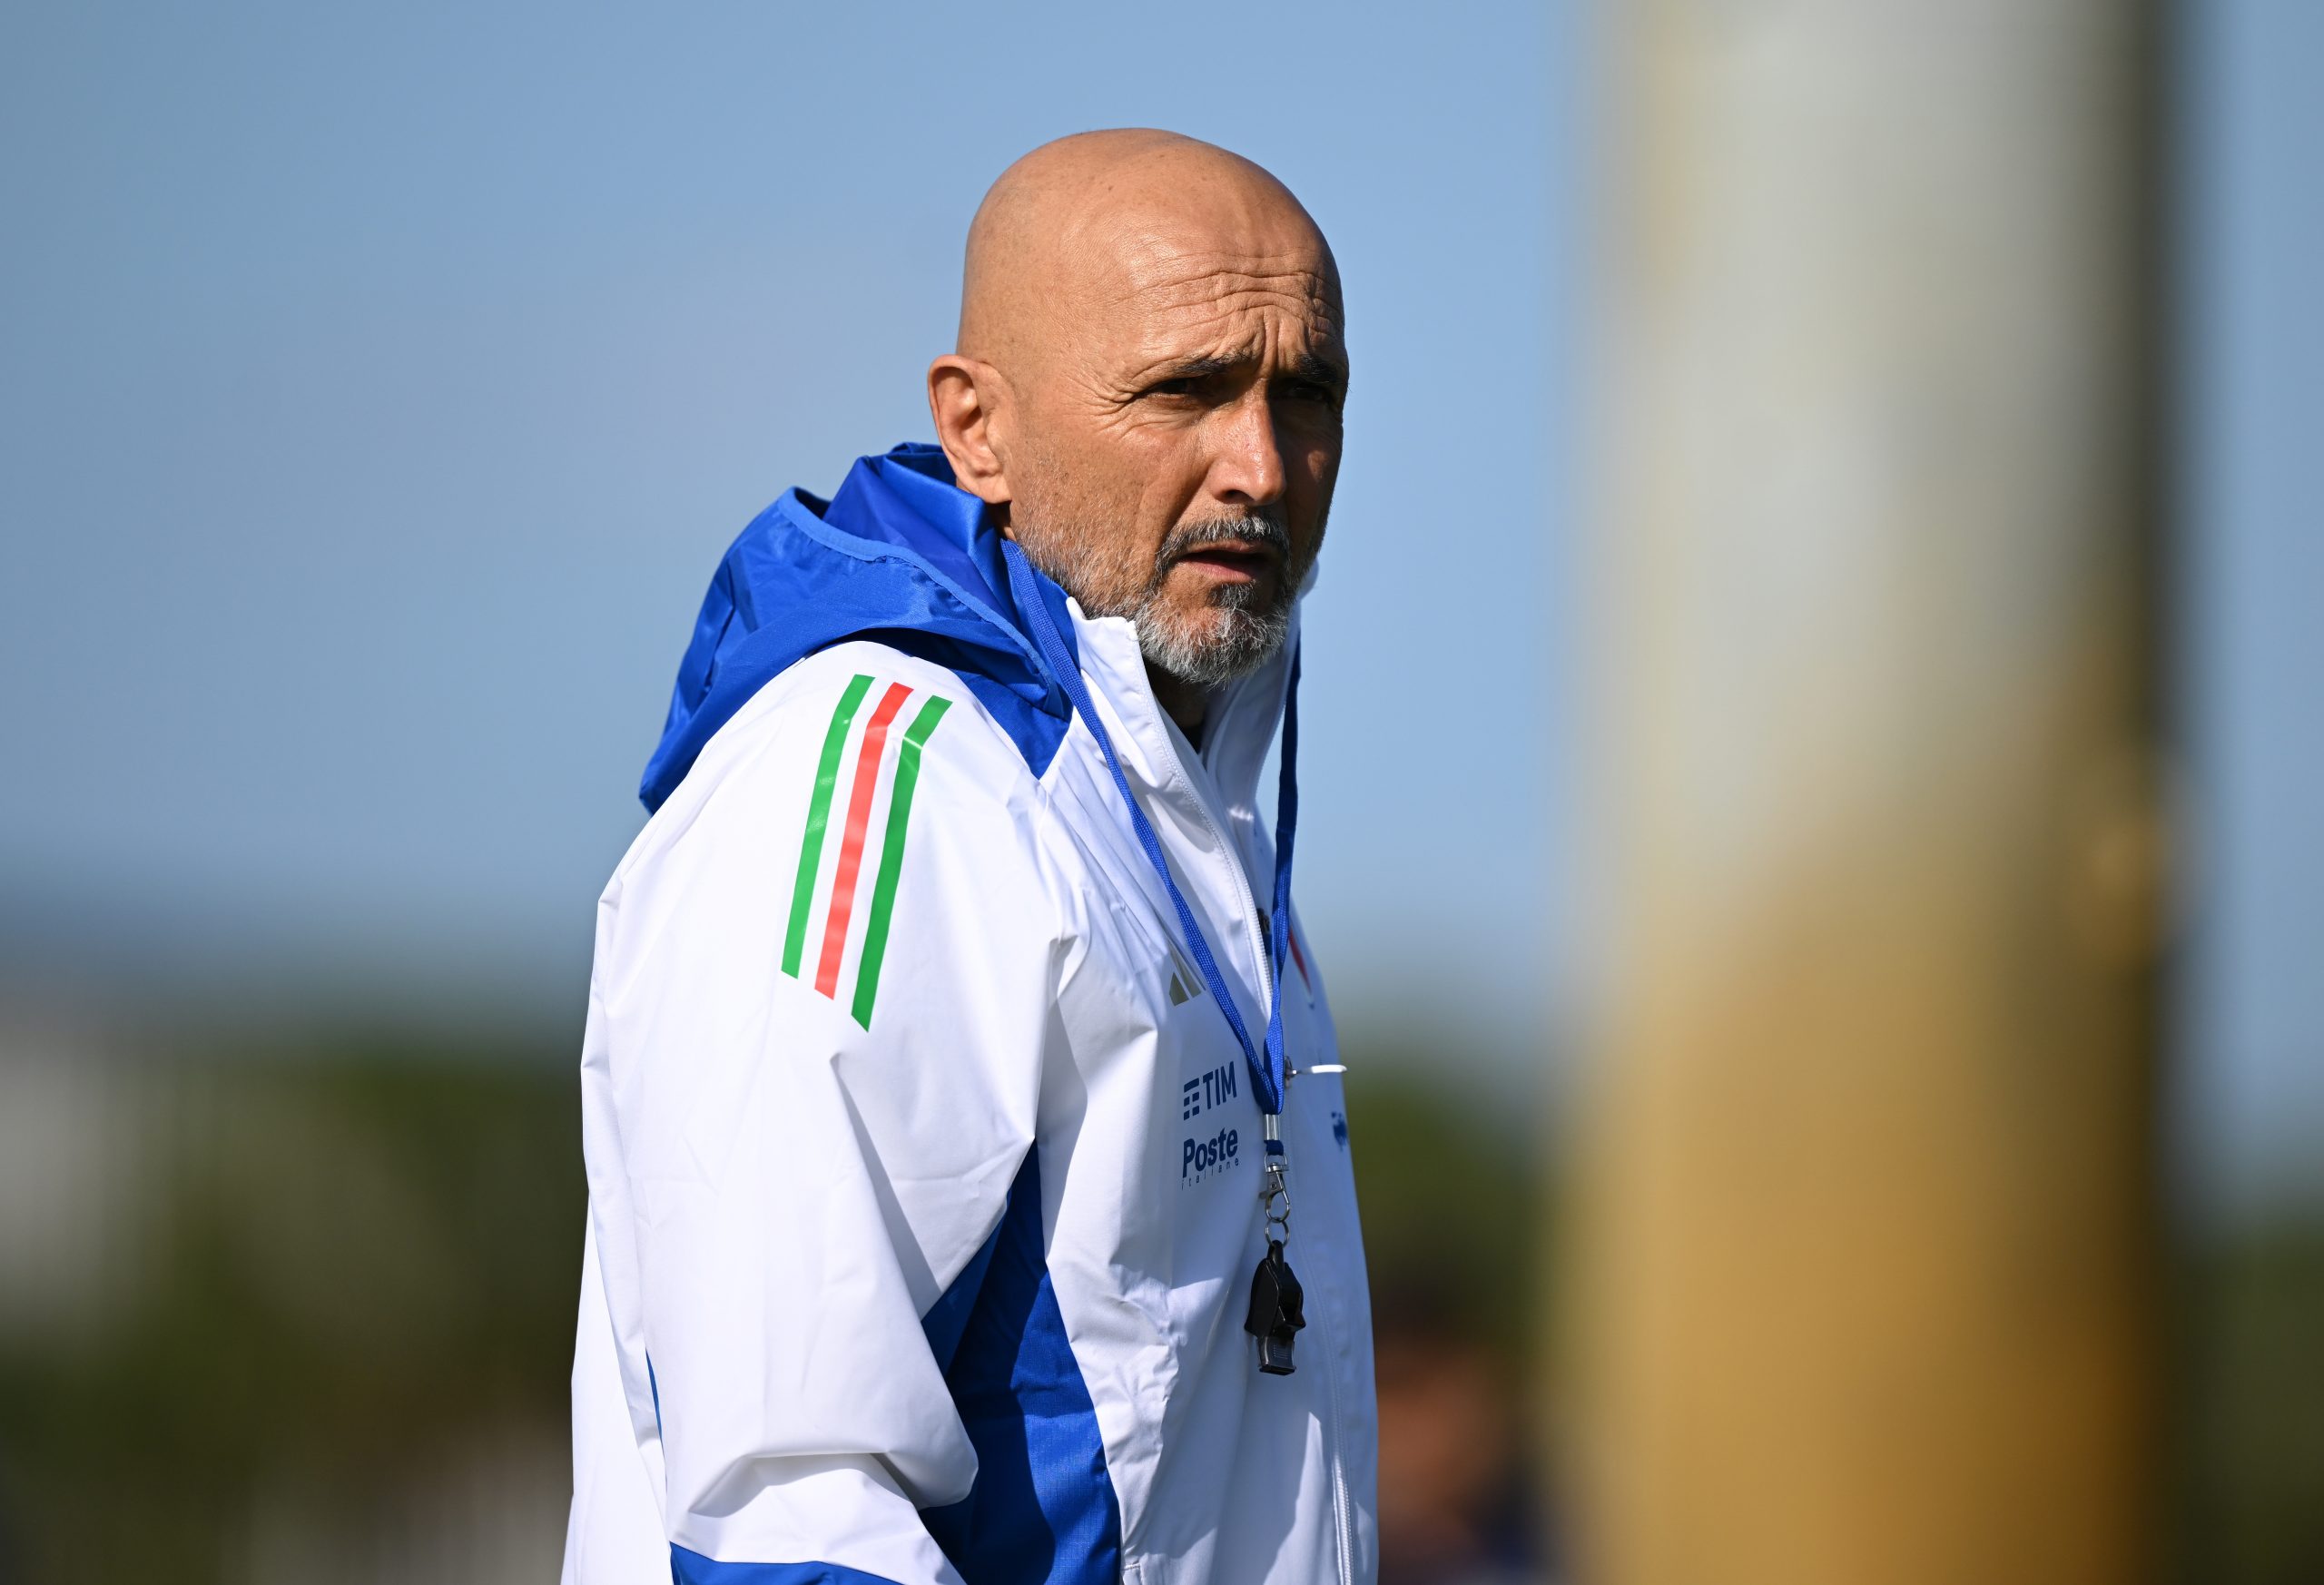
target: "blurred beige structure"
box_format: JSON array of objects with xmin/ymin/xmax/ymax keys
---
[{"xmin": 1576, "ymin": 5, "xmax": 2168, "ymax": 1583}]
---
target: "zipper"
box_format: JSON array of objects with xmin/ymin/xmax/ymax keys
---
[
  {"xmin": 1118, "ymin": 645, "xmax": 1354, "ymax": 1584},
  {"xmin": 1291, "ymin": 1061, "xmax": 1356, "ymax": 1585},
  {"xmin": 1322, "ymin": 1324, "xmax": 1355, "ymax": 1585},
  {"xmin": 1320, "ymin": 1257, "xmax": 1356, "ymax": 1585},
  {"xmin": 1195, "ymin": 750, "xmax": 1351, "ymax": 1585}
]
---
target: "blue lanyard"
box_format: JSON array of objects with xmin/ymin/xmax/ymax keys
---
[{"xmin": 1002, "ymin": 540, "xmax": 1300, "ymax": 1118}]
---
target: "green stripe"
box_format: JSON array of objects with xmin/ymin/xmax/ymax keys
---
[
  {"xmin": 850, "ymin": 694, "xmax": 951, "ymax": 1028},
  {"xmin": 783, "ymin": 674, "xmax": 874, "ymax": 977}
]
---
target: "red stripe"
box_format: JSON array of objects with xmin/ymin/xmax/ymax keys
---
[
  {"xmin": 815, "ymin": 683, "xmax": 912, "ymax": 998},
  {"xmin": 1288, "ymin": 923, "xmax": 1312, "ymax": 991}
]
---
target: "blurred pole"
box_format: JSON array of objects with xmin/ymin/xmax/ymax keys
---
[{"xmin": 1575, "ymin": 5, "xmax": 2169, "ymax": 1584}]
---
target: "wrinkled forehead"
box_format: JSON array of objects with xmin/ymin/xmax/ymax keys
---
[{"xmin": 1060, "ymin": 203, "xmax": 1344, "ymax": 374}]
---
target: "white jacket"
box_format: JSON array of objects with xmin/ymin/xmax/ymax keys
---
[{"xmin": 562, "ymin": 447, "xmax": 1378, "ymax": 1585}]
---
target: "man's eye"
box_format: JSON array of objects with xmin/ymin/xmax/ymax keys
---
[
  {"xmin": 1283, "ymin": 380, "xmax": 1341, "ymax": 409},
  {"xmin": 1147, "ymin": 378, "xmax": 1202, "ymax": 399}
]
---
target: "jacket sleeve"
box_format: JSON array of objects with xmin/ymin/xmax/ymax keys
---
[{"xmin": 577, "ymin": 653, "xmax": 1070, "ymax": 1585}]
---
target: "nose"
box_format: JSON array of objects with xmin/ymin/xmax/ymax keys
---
[{"xmin": 1206, "ymin": 388, "xmax": 1287, "ymax": 509}]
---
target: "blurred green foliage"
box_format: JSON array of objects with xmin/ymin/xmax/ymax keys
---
[
  {"xmin": 2173, "ymin": 1220, "xmax": 2324, "ymax": 1585},
  {"xmin": 0, "ymin": 1032, "xmax": 584, "ymax": 1583},
  {"xmin": 1338, "ymin": 1058, "xmax": 1545, "ymax": 1370},
  {"xmin": 0, "ymin": 1029, "xmax": 2314, "ymax": 1583}
]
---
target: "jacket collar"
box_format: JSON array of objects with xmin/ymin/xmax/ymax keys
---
[{"xmin": 1066, "ymin": 597, "xmax": 1299, "ymax": 861}]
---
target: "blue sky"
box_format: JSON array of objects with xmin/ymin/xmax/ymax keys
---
[
  {"xmin": 0, "ymin": 4, "xmax": 2313, "ymax": 1200},
  {"xmin": 2183, "ymin": 0, "xmax": 2324, "ymax": 1211},
  {"xmin": 0, "ymin": 2, "xmax": 1574, "ymax": 1056}
]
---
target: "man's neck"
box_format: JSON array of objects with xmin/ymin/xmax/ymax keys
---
[{"xmin": 1146, "ymin": 664, "xmax": 1211, "ymax": 749}]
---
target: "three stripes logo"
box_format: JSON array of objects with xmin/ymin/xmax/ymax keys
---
[
  {"xmin": 1166, "ymin": 938, "xmax": 1202, "ymax": 1007},
  {"xmin": 783, "ymin": 675, "xmax": 951, "ymax": 1029}
]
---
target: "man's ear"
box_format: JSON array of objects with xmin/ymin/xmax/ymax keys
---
[{"xmin": 927, "ymin": 355, "xmax": 1014, "ymax": 507}]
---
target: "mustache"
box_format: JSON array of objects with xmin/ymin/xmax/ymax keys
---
[{"xmin": 1154, "ymin": 511, "xmax": 1293, "ymax": 570}]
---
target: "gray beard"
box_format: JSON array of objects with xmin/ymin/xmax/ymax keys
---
[
  {"xmin": 1019, "ymin": 509, "xmax": 1312, "ymax": 691},
  {"xmin": 1129, "ymin": 572, "xmax": 1293, "ymax": 689}
]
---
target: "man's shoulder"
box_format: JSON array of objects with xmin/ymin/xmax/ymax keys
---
[
  {"xmin": 625, "ymin": 642, "xmax": 1055, "ymax": 878},
  {"xmin": 599, "ymin": 640, "xmax": 1084, "ymax": 1024},
  {"xmin": 720, "ymin": 641, "xmax": 1045, "ymax": 788}
]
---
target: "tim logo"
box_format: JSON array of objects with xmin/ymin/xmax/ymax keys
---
[
  {"xmin": 1180, "ymin": 1062, "xmax": 1238, "ymax": 1121},
  {"xmin": 1178, "ymin": 1062, "xmax": 1243, "ymax": 1185}
]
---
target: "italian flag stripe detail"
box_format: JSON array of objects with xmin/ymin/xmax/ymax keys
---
[
  {"xmin": 782, "ymin": 674, "xmax": 956, "ymax": 1026},
  {"xmin": 783, "ymin": 674, "xmax": 874, "ymax": 977},
  {"xmin": 850, "ymin": 694, "xmax": 951, "ymax": 1029},
  {"xmin": 816, "ymin": 681, "xmax": 915, "ymax": 997}
]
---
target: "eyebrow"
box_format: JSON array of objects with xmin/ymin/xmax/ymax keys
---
[
  {"xmin": 1148, "ymin": 354, "xmax": 1240, "ymax": 383},
  {"xmin": 1289, "ymin": 349, "xmax": 1349, "ymax": 389},
  {"xmin": 1146, "ymin": 350, "xmax": 1349, "ymax": 389}
]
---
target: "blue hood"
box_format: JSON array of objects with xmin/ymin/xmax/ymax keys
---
[{"xmin": 639, "ymin": 444, "xmax": 1080, "ymax": 812}]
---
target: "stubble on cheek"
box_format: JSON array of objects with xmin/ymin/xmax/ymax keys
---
[{"xmin": 1002, "ymin": 447, "xmax": 1156, "ymax": 621}]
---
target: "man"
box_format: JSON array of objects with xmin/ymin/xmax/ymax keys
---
[{"xmin": 563, "ymin": 130, "xmax": 1377, "ymax": 1585}]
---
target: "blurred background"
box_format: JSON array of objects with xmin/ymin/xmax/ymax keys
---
[{"xmin": 0, "ymin": 3, "xmax": 2313, "ymax": 1582}]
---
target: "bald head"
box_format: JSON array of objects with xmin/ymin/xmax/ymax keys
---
[
  {"xmin": 958, "ymin": 130, "xmax": 1339, "ymax": 372},
  {"xmin": 928, "ymin": 130, "xmax": 1348, "ymax": 736}
]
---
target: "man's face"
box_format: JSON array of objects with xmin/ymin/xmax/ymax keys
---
[{"xmin": 1002, "ymin": 220, "xmax": 1346, "ymax": 689}]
